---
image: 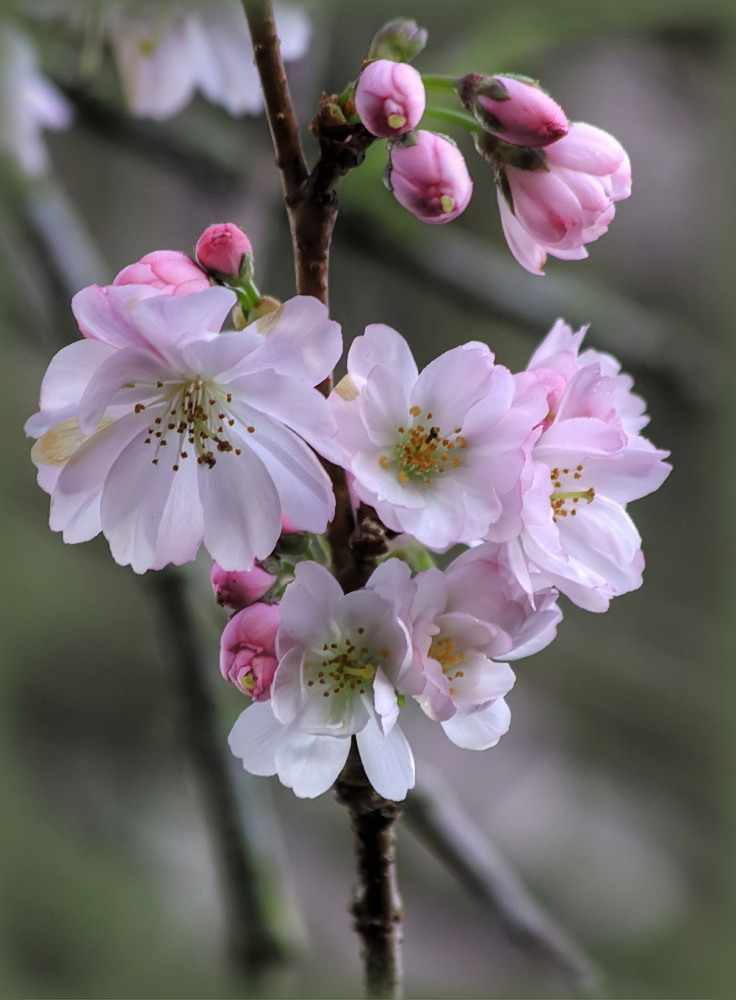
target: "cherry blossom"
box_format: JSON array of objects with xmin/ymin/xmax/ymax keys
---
[
  {"xmin": 106, "ymin": 1, "xmax": 310, "ymax": 120},
  {"xmin": 25, "ymin": 288, "xmax": 342, "ymax": 573},
  {"xmin": 496, "ymin": 122, "xmax": 632, "ymax": 274},
  {"xmin": 228, "ymin": 562, "xmax": 418, "ymax": 800},
  {"xmin": 0, "ymin": 22, "xmax": 72, "ymax": 176},
  {"xmin": 331, "ymin": 323, "xmax": 547, "ymax": 551},
  {"xmin": 492, "ymin": 320, "xmax": 671, "ymax": 611},
  {"xmin": 368, "ymin": 557, "xmax": 517, "ymax": 750}
]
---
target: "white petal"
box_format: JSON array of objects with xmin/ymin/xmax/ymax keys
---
[
  {"xmin": 441, "ymin": 698, "xmax": 511, "ymax": 750},
  {"xmin": 100, "ymin": 427, "xmax": 182, "ymax": 573},
  {"xmin": 275, "ymin": 730, "xmax": 351, "ymax": 798},
  {"xmin": 228, "ymin": 700, "xmax": 283, "ymax": 776},
  {"xmin": 356, "ymin": 716, "xmax": 415, "ymax": 800},
  {"xmin": 198, "ymin": 437, "xmax": 281, "ymax": 570}
]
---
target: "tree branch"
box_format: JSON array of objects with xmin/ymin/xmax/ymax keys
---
[
  {"xmin": 147, "ymin": 569, "xmax": 292, "ymax": 985},
  {"xmin": 404, "ymin": 769, "xmax": 603, "ymax": 998},
  {"xmin": 242, "ymin": 5, "xmax": 402, "ymax": 996}
]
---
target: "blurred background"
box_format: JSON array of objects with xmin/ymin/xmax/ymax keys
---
[{"xmin": 1, "ymin": 1, "xmax": 733, "ymax": 997}]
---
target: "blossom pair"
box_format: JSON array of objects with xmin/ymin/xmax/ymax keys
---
[
  {"xmin": 227, "ymin": 548, "xmax": 558, "ymax": 800},
  {"xmin": 332, "ymin": 321, "xmax": 670, "ymax": 613}
]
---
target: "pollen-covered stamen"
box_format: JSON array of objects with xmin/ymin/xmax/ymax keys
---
[
  {"xmin": 129, "ymin": 378, "xmax": 250, "ymax": 471},
  {"xmin": 378, "ymin": 405, "xmax": 467, "ymax": 485},
  {"xmin": 549, "ymin": 464, "xmax": 595, "ymax": 521},
  {"xmin": 304, "ymin": 630, "xmax": 388, "ymax": 701},
  {"xmin": 428, "ymin": 635, "xmax": 467, "ymax": 697}
]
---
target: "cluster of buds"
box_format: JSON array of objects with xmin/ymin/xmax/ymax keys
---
[{"xmin": 350, "ymin": 18, "xmax": 630, "ymax": 274}]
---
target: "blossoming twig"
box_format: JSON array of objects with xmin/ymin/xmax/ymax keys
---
[{"xmin": 241, "ymin": 4, "xmax": 404, "ymax": 994}]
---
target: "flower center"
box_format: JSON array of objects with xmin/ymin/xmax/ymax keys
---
[
  {"xmin": 428, "ymin": 635, "xmax": 466, "ymax": 696},
  {"xmin": 549, "ymin": 464, "xmax": 595, "ymax": 521},
  {"xmin": 127, "ymin": 377, "xmax": 255, "ymax": 472},
  {"xmin": 305, "ymin": 628, "xmax": 387, "ymax": 699},
  {"xmin": 379, "ymin": 406, "xmax": 466, "ymax": 485}
]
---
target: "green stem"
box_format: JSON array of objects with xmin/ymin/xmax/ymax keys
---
[
  {"xmin": 421, "ymin": 105, "xmax": 482, "ymax": 134},
  {"xmin": 422, "ymin": 73, "xmax": 459, "ymax": 93}
]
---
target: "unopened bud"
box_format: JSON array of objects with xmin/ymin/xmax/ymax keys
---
[
  {"xmin": 458, "ymin": 73, "xmax": 568, "ymax": 148},
  {"xmin": 355, "ymin": 59, "xmax": 425, "ymax": 138},
  {"xmin": 195, "ymin": 223, "xmax": 254, "ymax": 282},
  {"xmin": 219, "ymin": 603, "xmax": 281, "ymax": 700},
  {"xmin": 211, "ymin": 562, "xmax": 276, "ymax": 611},
  {"xmin": 113, "ymin": 250, "xmax": 210, "ymax": 296},
  {"xmin": 368, "ymin": 17, "xmax": 428, "ymax": 63},
  {"xmin": 386, "ymin": 130, "xmax": 473, "ymax": 224}
]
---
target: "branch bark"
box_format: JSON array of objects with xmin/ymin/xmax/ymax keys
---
[{"xmin": 242, "ymin": 4, "xmax": 403, "ymax": 996}]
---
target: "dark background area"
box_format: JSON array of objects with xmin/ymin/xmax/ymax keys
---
[{"xmin": 1, "ymin": 1, "xmax": 734, "ymax": 997}]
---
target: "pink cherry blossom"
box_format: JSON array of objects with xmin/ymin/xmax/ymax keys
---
[
  {"xmin": 211, "ymin": 562, "xmax": 276, "ymax": 610},
  {"xmin": 195, "ymin": 223, "xmax": 253, "ymax": 278},
  {"xmin": 368, "ymin": 557, "xmax": 518, "ymax": 750},
  {"xmin": 497, "ymin": 122, "xmax": 632, "ymax": 274},
  {"xmin": 387, "ymin": 131, "xmax": 473, "ymax": 224},
  {"xmin": 491, "ymin": 320, "xmax": 671, "ymax": 611},
  {"xmin": 354, "ymin": 59, "xmax": 426, "ymax": 139},
  {"xmin": 458, "ymin": 73, "xmax": 568, "ymax": 148},
  {"xmin": 220, "ymin": 602, "xmax": 280, "ymax": 699},
  {"xmin": 228, "ymin": 562, "xmax": 417, "ymax": 800},
  {"xmin": 113, "ymin": 250, "xmax": 211, "ymax": 296},
  {"xmin": 330, "ymin": 323, "xmax": 547, "ymax": 551},
  {"xmin": 25, "ymin": 288, "xmax": 342, "ymax": 573}
]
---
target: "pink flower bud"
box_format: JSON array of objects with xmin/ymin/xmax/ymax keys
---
[
  {"xmin": 113, "ymin": 250, "xmax": 210, "ymax": 296},
  {"xmin": 458, "ymin": 73, "xmax": 568, "ymax": 148},
  {"xmin": 355, "ymin": 60, "xmax": 426, "ymax": 138},
  {"xmin": 496, "ymin": 122, "xmax": 631, "ymax": 274},
  {"xmin": 387, "ymin": 131, "xmax": 473, "ymax": 224},
  {"xmin": 367, "ymin": 18, "xmax": 428, "ymax": 63},
  {"xmin": 211, "ymin": 562, "xmax": 277, "ymax": 611},
  {"xmin": 195, "ymin": 223, "xmax": 253, "ymax": 279},
  {"xmin": 220, "ymin": 603, "xmax": 280, "ymax": 699}
]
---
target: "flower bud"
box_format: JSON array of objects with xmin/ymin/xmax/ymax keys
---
[
  {"xmin": 211, "ymin": 562, "xmax": 277, "ymax": 611},
  {"xmin": 355, "ymin": 60, "xmax": 426, "ymax": 138},
  {"xmin": 367, "ymin": 17, "xmax": 428, "ymax": 63},
  {"xmin": 220, "ymin": 603, "xmax": 280, "ymax": 699},
  {"xmin": 386, "ymin": 131, "xmax": 473, "ymax": 224},
  {"xmin": 113, "ymin": 250, "xmax": 210, "ymax": 296},
  {"xmin": 195, "ymin": 223, "xmax": 254, "ymax": 281},
  {"xmin": 458, "ymin": 73, "xmax": 568, "ymax": 148}
]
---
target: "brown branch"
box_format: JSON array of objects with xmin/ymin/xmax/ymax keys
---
[
  {"xmin": 333, "ymin": 742, "xmax": 404, "ymax": 1000},
  {"xmin": 242, "ymin": 4, "xmax": 402, "ymax": 996}
]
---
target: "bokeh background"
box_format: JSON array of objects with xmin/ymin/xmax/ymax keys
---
[{"xmin": 2, "ymin": 1, "xmax": 734, "ymax": 997}]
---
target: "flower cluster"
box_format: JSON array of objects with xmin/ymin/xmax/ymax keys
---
[
  {"xmin": 25, "ymin": 229, "xmax": 670, "ymax": 799},
  {"xmin": 23, "ymin": 14, "xmax": 667, "ymax": 805}
]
